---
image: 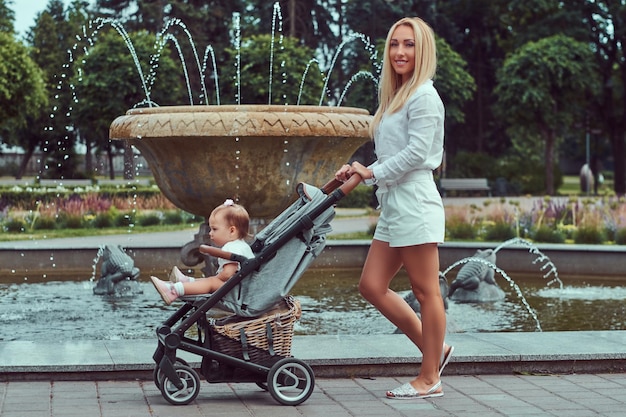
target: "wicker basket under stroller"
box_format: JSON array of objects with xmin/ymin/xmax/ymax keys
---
[{"xmin": 209, "ymin": 296, "xmax": 301, "ymax": 363}]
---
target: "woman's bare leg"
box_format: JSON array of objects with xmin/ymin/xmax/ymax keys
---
[
  {"xmin": 359, "ymin": 240, "xmax": 445, "ymax": 392},
  {"xmin": 400, "ymin": 243, "xmax": 446, "ymax": 389},
  {"xmin": 358, "ymin": 240, "xmax": 427, "ymax": 350}
]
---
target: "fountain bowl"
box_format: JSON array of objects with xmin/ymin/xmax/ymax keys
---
[{"xmin": 109, "ymin": 105, "xmax": 372, "ymax": 219}]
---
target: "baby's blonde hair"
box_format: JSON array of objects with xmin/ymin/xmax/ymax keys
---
[{"xmin": 369, "ymin": 17, "xmax": 437, "ymax": 137}]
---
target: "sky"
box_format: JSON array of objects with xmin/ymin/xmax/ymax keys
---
[{"xmin": 11, "ymin": 0, "xmax": 72, "ymax": 37}]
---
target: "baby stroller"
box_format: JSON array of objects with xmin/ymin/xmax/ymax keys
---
[{"xmin": 152, "ymin": 175, "xmax": 361, "ymax": 406}]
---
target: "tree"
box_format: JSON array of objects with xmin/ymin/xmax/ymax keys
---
[
  {"xmin": 431, "ymin": 0, "xmax": 509, "ymax": 156},
  {"xmin": 0, "ymin": 34, "xmax": 47, "ymax": 125},
  {"xmin": 0, "ymin": 33, "xmax": 48, "ymax": 178},
  {"xmin": 0, "ymin": 0, "xmax": 15, "ymax": 33},
  {"xmin": 434, "ymin": 37, "xmax": 476, "ymax": 126},
  {"xmin": 94, "ymin": 0, "xmax": 245, "ymax": 104},
  {"xmin": 72, "ymin": 29, "xmax": 186, "ymax": 178},
  {"xmin": 220, "ymin": 34, "xmax": 324, "ymax": 105},
  {"xmin": 574, "ymin": 0, "xmax": 626, "ymax": 196},
  {"xmin": 423, "ymin": 0, "xmax": 588, "ymax": 161},
  {"xmin": 494, "ymin": 35, "xmax": 598, "ymax": 195},
  {"xmin": 22, "ymin": 0, "xmax": 92, "ymax": 179},
  {"xmin": 243, "ymin": 0, "xmax": 338, "ymax": 57}
]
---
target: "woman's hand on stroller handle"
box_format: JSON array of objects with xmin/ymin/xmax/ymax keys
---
[{"xmin": 322, "ymin": 171, "xmax": 363, "ymax": 195}]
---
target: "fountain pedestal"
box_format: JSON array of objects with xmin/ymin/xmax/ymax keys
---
[{"xmin": 109, "ymin": 105, "xmax": 372, "ymax": 219}]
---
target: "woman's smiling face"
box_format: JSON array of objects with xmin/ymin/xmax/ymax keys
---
[{"xmin": 389, "ymin": 24, "xmax": 416, "ymax": 83}]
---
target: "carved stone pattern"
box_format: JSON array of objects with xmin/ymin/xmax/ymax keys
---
[{"xmin": 110, "ymin": 109, "xmax": 371, "ymax": 139}]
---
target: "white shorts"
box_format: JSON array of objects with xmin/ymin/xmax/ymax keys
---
[{"xmin": 373, "ymin": 172, "xmax": 445, "ymax": 247}]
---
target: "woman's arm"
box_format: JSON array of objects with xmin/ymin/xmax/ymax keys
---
[{"xmin": 372, "ymin": 89, "xmax": 443, "ymax": 181}]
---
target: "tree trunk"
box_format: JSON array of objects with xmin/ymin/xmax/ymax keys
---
[
  {"xmin": 123, "ymin": 141, "xmax": 134, "ymax": 180},
  {"xmin": 288, "ymin": 0, "xmax": 296, "ymax": 38},
  {"xmin": 107, "ymin": 144, "xmax": 115, "ymax": 180},
  {"xmin": 544, "ymin": 129, "xmax": 555, "ymax": 195},
  {"xmin": 475, "ymin": 30, "xmax": 484, "ymax": 153},
  {"xmin": 16, "ymin": 146, "xmax": 36, "ymax": 179},
  {"xmin": 84, "ymin": 138, "xmax": 93, "ymax": 176},
  {"xmin": 616, "ymin": 61, "xmax": 626, "ymax": 196},
  {"xmin": 612, "ymin": 131, "xmax": 625, "ymax": 196}
]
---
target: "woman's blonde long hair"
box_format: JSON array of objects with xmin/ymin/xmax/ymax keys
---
[{"xmin": 369, "ymin": 17, "xmax": 437, "ymax": 137}]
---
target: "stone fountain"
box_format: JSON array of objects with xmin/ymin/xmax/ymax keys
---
[
  {"xmin": 109, "ymin": 104, "xmax": 371, "ymax": 270},
  {"xmin": 109, "ymin": 104, "xmax": 370, "ymax": 219}
]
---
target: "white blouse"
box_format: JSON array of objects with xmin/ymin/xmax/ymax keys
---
[
  {"xmin": 369, "ymin": 79, "xmax": 444, "ymax": 182},
  {"xmin": 217, "ymin": 239, "xmax": 254, "ymax": 272}
]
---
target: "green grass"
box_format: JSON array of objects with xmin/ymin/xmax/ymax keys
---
[
  {"xmin": 557, "ymin": 175, "xmax": 614, "ymax": 196},
  {"xmin": 0, "ymin": 223, "xmax": 199, "ymax": 242}
]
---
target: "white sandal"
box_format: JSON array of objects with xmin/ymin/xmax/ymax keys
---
[{"xmin": 386, "ymin": 380, "xmax": 443, "ymax": 400}]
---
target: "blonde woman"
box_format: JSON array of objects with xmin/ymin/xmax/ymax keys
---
[{"xmin": 335, "ymin": 17, "xmax": 453, "ymax": 399}]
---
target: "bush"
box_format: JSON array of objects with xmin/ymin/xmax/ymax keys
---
[
  {"xmin": 447, "ymin": 151, "xmax": 496, "ymax": 178},
  {"xmin": 32, "ymin": 216, "xmax": 57, "ymax": 230},
  {"xmin": 615, "ymin": 228, "xmax": 626, "ymax": 245},
  {"xmin": 185, "ymin": 212, "xmax": 205, "ymax": 224},
  {"xmin": 491, "ymin": 154, "xmax": 562, "ymax": 195},
  {"xmin": 163, "ymin": 210, "xmax": 184, "ymax": 225},
  {"xmin": 93, "ymin": 212, "xmax": 114, "ymax": 228},
  {"xmin": 59, "ymin": 213, "xmax": 84, "ymax": 229},
  {"xmin": 483, "ymin": 221, "xmax": 516, "ymax": 241},
  {"xmin": 556, "ymin": 224, "xmax": 577, "ymax": 240},
  {"xmin": 446, "ymin": 222, "xmax": 476, "ymax": 240},
  {"xmin": 336, "ymin": 185, "xmax": 376, "ymax": 208},
  {"xmin": 574, "ymin": 226, "xmax": 606, "ymax": 244},
  {"xmin": 137, "ymin": 212, "xmax": 162, "ymax": 226},
  {"xmin": 532, "ymin": 225, "xmax": 565, "ymax": 243},
  {"xmin": 114, "ymin": 211, "xmax": 135, "ymax": 227},
  {"xmin": 4, "ymin": 217, "xmax": 26, "ymax": 233}
]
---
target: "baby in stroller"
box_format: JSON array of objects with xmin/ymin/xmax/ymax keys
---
[
  {"xmin": 150, "ymin": 199, "xmax": 253, "ymax": 305},
  {"xmin": 150, "ymin": 177, "xmax": 361, "ymax": 406}
]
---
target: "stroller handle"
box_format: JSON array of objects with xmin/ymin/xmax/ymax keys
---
[
  {"xmin": 200, "ymin": 174, "xmax": 363, "ymax": 262},
  {"xmin": 321, "ymin": 173, "xmax": 363, "ymax": 196},
  {"xmin": 199, "ymin": 244, "xmax": 248, "ymax": 264}
]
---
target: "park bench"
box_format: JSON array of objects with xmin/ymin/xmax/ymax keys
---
[
  {"xmin": 98, "ymin": 178, "xmax": 151, "ymax": 186},
  {"xmin": 38, "ymin": 179, "xmax": 94, "ymax": 187},
  {"xmin": 0, "ymin": 179, "xmax": 31, "ymax": 187},
  {"xmin": 439, "ymin": 178, "xmax": 491, "ymax": 197}
]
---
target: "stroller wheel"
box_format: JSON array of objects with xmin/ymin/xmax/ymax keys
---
[
  {"xmin": 267, "ymin": 358, "xmax": 315, "ymax": 406},
  {"xmin": 160, "ymin": 364, "xmax": 201, "ymax": 405},
  {"xmin": 153, "ymin": 357, "xmax": 189, "ymax": 390}
]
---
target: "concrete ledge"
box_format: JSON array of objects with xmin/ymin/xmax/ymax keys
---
[
  {"xmin": 1, "ymin": 239, "xmax": 625, "ymax": 278},
  {"xmin": 2, "ymin": 332, "xmax": 625, "ymax": 381}
]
